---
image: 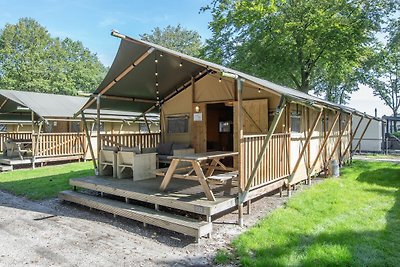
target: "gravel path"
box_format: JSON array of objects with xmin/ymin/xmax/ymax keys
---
[{"xmin": 0, "ymin": 181, "xmax": 318, "ymax": 266}]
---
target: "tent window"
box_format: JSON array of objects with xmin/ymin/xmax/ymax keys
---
[
  {"xmin": 71, "ymin": 121, "xmax": 81, "ymax": 133},
  {"xmin": 167, "ymin": 115, "xmax": 189, "ymax": 134},
  {"xmin": 139, "ymin": 123, "xmax": 149, "ymax": 133},
  {"xmin": 291, "ymin": 112, "xmax": 301, "ymax": 133}
]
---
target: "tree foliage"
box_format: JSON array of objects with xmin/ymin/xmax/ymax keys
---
[
  {"xmin": 140, "ymin": 24, "xmax": 203, "ymax": 57},
  {"xmin": 0, "ymin": 18, "xmax": 106, "ymax": 95},
  {"xmin": 362, "ymin": 44, "xmax": 400, "ymax": 116},
  {"xmin": 201, "ymin": 0, "xmax": 398, "ymax": 103}
]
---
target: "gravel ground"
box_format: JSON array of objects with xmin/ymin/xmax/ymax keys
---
[{"xmin": 0, "ymin": 180, "xmax": 319, "ymax": 267}]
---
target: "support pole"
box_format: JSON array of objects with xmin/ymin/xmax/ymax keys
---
[
  {"xmin": 96, "ymin": 96, "xmax": 101, "ymax": 175},
  {"xmin": 308, "ymin": 112, "xmax": 339, "ymax": 177},
  {"xmin": 288, "ymin": 108, "xmax": 323, "ymax": 184},
  {"xmin": 81, "ymin": 111, "xmax": 98, "ymax": 171},
  {"xmin": 34, "ymin": 121, "xmax": 43, "ymax": 160},
  {"xmin": 31, "ymin": 111, "xmax": 36, "ymax": 169},
  {"xmin": 143, "ymin": 114, "xmax": 151, "ymax": 133},
  {"xmin": 327, "ymin": 114, "xmax": 352, "ymax": 165},
  {"xmin": 237, "ymin": 77, "xmax": 244, "ymax": 227},
  {"xmin": 351, "ymin": 117, "xmax": 372, "ymax": 154}
]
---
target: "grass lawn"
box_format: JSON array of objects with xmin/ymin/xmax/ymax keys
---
[
  {"xmin": 216, "ymin": 160, "xmax": 400, "ymax": 266},
  {"xmin": 0, "ymin": 161, "xmax": 94, "ymax": 200}
]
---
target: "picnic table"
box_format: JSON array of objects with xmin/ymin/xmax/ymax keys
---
[
  {"xmin": 159, "ymin": 151, "xmax": 239, "ymax": 201},
  {"xmin": 5, "ymin": 139, "xmax": 32, "ymax": 160}
]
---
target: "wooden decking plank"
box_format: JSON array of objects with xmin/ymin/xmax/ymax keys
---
[
  {"xmin": 70, "ymin": 176, "xmax": 237, "ymax": 216},
  {"xmin": 59, "ymin": 190, "xmax": 212, "ymax": 238}
]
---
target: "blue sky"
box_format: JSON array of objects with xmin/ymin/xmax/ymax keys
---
[
  {"xmin": 0, "ymin": 0, "xmax": 393, "ymax": 116},
  {"xmin": 0, "ymin": 0, "xmax": 212, "ymax": 66}
]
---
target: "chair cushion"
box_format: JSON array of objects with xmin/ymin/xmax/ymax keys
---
[
  {"xmin": 172, "ymin": 143, "xmax": 190, "ymax": 150},
  {"xmin": 142, "ymin": 147, "xmax": 157, "ymax": 154},
  {"xmin": 157, "ymin": 154, "xmax": 170, "ymax": 162},
  {"xmin": 157, "ymin": 143, "xmax": 173, "ymax": 155},
  {"xmin": 120, "ymin": 145, "xmax": 141, "ymax": 154},
  {"xmin": 102, "ymin": 146, "xmax": 119, "ymax": 152}
]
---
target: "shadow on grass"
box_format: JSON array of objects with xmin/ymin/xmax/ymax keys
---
[{"xmin": 234, "ymin": 166, "xmax": 400, "ymax": 266}]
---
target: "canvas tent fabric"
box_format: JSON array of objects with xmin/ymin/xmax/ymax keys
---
[
  {"xmin": 0, "ymin": 90, "xmax": 88, "ymax": 119},
  {"xmin": 81, "ymin": 32, "xmax": 379, "ymax": 121}
]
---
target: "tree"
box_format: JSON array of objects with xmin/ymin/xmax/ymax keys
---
[
  {"xmin": 363, "ymin": 45, "xmax": 399, "ymax": 117},
  {"xmin": 202, "ymin": 0, "xmax": 398, "ymax": 103},
  {"xmin": 0, "ymin": 18, "xmax": 106, "ymax": 95},
  {"xmin": 140, "ymin": 24, "xmax": 203, "ymax": 57}
]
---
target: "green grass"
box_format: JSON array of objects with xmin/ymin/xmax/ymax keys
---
[
  {"xmin": 217, "ymin": 161, "xmax": 400, "ymax": 266},
  {"xmin": 0, "ymin": 161, "xmax": 94, "ymax": 200}
]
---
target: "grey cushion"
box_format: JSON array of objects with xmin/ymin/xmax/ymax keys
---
[
  {"xmin": 157, "ymin": 155, "xmax": 170, "ymax": 162},
  {"xmin": 120, "ymin": 145, "xmax": 141, "ymax": 154},
  {"xmin": 172, "ymin": 143, "xmax": 190, "ymax": 150},
  {"xmin": 102, "ymin": 146, "xmax": 119, "ymax": 152},
  {"xmin": 142, "ymin": 147, "xmax": 157, "ymax": 154},
  {"xmin": 157, "ymin": 143, "xmax": 173, "ymax": 155}
]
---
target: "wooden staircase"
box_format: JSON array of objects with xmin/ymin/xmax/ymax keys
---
[{"xmin": 59, "ymin": 190, "xmax": 212, "ymax": 241}]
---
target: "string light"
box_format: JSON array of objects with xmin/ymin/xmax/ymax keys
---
[
  {"xmin": 155, "ymin": 59, "xmax": 158, "ymax": 63},
  {"xmin": 179, "ymin": 62, "xmax": 183, "ymax": 67},
  {"xmin": 219, "ymin": 78, "xmax": 222, "ymax": 83},
  {"xmin": 155, "ymin": 72, "xmax": 158, "ymax": 76},
  {"xmin": 156, "ymin": 82, "xmax": 159, "ymax": 87},
  {"xmin": 258, "ymin": 88, "xmax": 261, "ymax": 93},
  {"xmin": 159, "ymin": 53, "xmax": 163, "ymax": 57}
]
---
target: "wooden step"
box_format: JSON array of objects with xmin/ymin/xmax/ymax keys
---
[
  {"xmin": 59, "ymin": 190, "xmax": 212, "ymax": 240},
  {"xmin": 0, "ymin": 164, "xmax": 13, "ymax": 172}
]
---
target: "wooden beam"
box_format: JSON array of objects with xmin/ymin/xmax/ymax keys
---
[
  {"xmin": 31, "ymin": 111, "xmax": 36, "ymax": 169},
  {"xmin": 33, "ymin": 121, "xmax": 43, "ymax": 159},
  {"xmin": 351, "ymin": 117, "xmax": 372, "ymax": 153},
  {"xmin": 243, "ymin": 96, "xmax": 287, "ymax": 193},
  {"xmin": 96, "ymin": 96, "xmax": 101, "ymax": 175},
  {"xmin": 327, "ymin": 114, "xmax": 352, "ymax": 163},
  {"xmin": 308, "ymin": 111, "xmax": 340, "ymax": 176},
  {"xmin": 237, "ymin": 77, "xmax": 244, "ymax": 227},
  {"xmin": 143, "ymin": 114, "xmax": 151, "ymax": 133},
  {"xmin": 81, "ymin": 111, "xmax": 98, "ymax": 171},
  {"xmin": 99, "ymin": 94, "xmax": 157, "ymax": 103},
  {"xmin": 341, "ymin": 115, "xmax": 363, "ymax": 163},
  {"xmin": 288, "ymin": 108, "xmax": 323, "ymax": 184},
  {"xmin": 0, "ymin": 99, "xmax": 8, "ymax": 110}
]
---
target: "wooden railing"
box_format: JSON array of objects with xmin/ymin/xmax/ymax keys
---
[
  {"xmin": 242, "ymin": 133, "xmax": 290, "ymax": 190},
  {"xmin": 34, "ymin": 133, "xmax": 86, "ymax": 158},
  {"xmin": 100, "ymin": 133, "xmax": 161, "ymax": 149},
  {"xmin": 0, "ymin": 132, "xmax": 32, "ymax": 151}
]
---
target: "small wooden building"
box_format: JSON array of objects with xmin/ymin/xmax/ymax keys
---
[{"xmin": 60, "ymin": 32, "xmax": 378, "ymax": 239}]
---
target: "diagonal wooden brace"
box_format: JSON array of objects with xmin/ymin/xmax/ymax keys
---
[
  {"xmin": 341, "ymin": 115, "xmax": 363, "ymax": 164},
  {"xmin": 351, "ymin": 117, "xmax": 372, "ymax": 154},
  {"xmin": 327, "ymin": 114, "xmax": 352, "ymax": 164}
]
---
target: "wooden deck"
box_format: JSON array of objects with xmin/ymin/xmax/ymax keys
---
[
  {"xmin": 69, "ymin": 176, "xmax": 238, "ymax": 217},
  {"xmin": 0, "ymin": 155, "xmax": 83, "ymax": 166}
]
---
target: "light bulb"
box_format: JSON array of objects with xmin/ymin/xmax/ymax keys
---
[
  {"xmin": 219, "ymin": 78, "xmax": 222, "ymax": 83},
  {"xmin": 155, "ymin": 72, "xmax": 158, "ymax": 76},
  {"xmin": 258, "ymin": 88, "xmax": 261, "ymax": 93},
  {"xmin": 156, "ymin": 82, "xmax": 159, "ymax": 87},
  {"xmin": 155, "ymin": 59, "xmax": 158, "ymax": 63},
  {"xmin": 179, "ymin": 62, "xmax": 183, "ymax": 67}
]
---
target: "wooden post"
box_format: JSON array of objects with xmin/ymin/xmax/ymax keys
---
[
  {"xmin": 237, "ymin": 77, "xmax": 244, "ymax": 227},
  {"xmin": 143, "ymin": 114, "xmax": 151, "ymax": 133},
  {"xmin": 288, "ymin": 108, "xmax": 323, "ymax": 184},
  {"xmin": 342, "ymin": 115, "xmax": 364, "ymax": 164},
  {"xmin": 351, "ymin": 117, "xmax": 372, "ymax": 154},
  {"xmin": 308, "ymin": 112, "xmax": 339, "ymax": 176},
  {"xmin": 34, "ymin": 121, "xmax": 43, "ymax": 159},
  {"xmin": 81, "ymin": 111, "xmax": 98, "ymax": 171},
  {"xmin": 31, "ymin": 111, "xmax": 36, "ymax": 169},
  {"xmin": 96, "ymin": 96, "xmax": 101, "ymax": 175},
  {"xmin": 327, "ymin": 113, "xmax": 352, "ymax": 165}
]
